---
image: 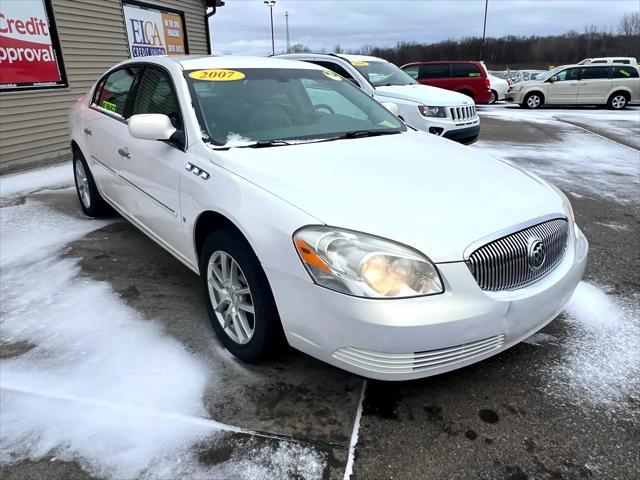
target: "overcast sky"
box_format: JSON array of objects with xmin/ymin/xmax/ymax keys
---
[{"xmin": 208, "ymin": 0, "xmax": 636, "ymax": 56}]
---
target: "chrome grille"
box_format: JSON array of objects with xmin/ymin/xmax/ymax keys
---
[
  {"xmin": 467, "ymin": 218, "xmax": 569, "ymax": 291},
  {"xmin": 449, "ymin": 105, "xmax": 477, "ymax": 122}
]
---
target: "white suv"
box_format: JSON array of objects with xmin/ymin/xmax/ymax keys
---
[
  {"xmin": 278, "ymin": 53, "xmax": 480, "ymax": 144},
  {"xmin": 507, "ymin": 63, "xmax": 640, "ymax": 109}
]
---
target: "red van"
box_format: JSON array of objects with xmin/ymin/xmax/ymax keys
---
[{"xmin": 401, "ymin": 61, "xmax": 492, "ymax": 104}]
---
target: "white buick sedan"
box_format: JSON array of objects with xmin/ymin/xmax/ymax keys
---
[{"xmin": 69, "ymin": 56, "xmax": 588, "ymax": 381}]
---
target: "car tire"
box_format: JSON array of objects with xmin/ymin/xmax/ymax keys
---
[
  {"xmin": 489, "ymin": 90, "xmax": 498, "ymax": 104},
  {"xmin": 199, "ymin": 226, "xmax": 285, "ymax": 363},
  {"xmin": 607, "ymin": 92, "xmax": 628, "ymax": 110},
  {"xmin": 523, "ymin": 92, "xmax": 543, "ymax": 109},
  {"xmin": 73, "ymin": 149, "xmax": 113, "ymax": 217}
]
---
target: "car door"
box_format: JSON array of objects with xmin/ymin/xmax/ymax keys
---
[
  {"xmin": 611, "ymin": 65, "xmax": 640, "ymax": 102},
  {"xmin": 546, "ymin": 67, "xmax": 580, "ymax": 103},
  {"xmin": 577, "ymin": 66, "xmax": 612, "ymax": 103},
  {"xmin": 84, "ymin": 66, "xmax": 142, "ymax": 210},
  {"xmin": 417, "ymin": 63, "xmax": 450, "ymax": 89},
  {"xmin": 118, "ymin": 66, "xmax": 185, "ymax": 251}
]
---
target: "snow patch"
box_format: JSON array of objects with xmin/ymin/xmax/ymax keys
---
[
  {"xmin": 550, "ymin": 282, "xmax": 640, "ymax": 409},
  {"xmin": 0, "ymin": 163, "xmax": 73, "ymax": 199}
]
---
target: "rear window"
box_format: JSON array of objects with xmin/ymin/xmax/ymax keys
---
[
  {"xmin": 452, "ymin": 63, "xmax": 481, "ymax": 78},
  {"xmin": 612, "ymin": 66, "xmax": 639, "ymax": 78},
  {"xmin": 419, "ymin": 64, "xmax": 449, "ymax": 79},
  {"xmin": 580, "ymin": 67, "xmax": 610, "ymax": 80}
]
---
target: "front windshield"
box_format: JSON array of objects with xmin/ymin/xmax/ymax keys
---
[
  {"xmin": 185, "ymin": 68, "xmax": 405, "ymax": 146},
  {"xmin": 536, "ymin": 67, "xmax": 563, "ymax": 81},
  {"xmin": 349, "ymin": 60, "xmax": 417, "ymax": 87}
]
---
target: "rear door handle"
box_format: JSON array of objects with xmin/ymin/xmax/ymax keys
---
[
  {"xmin": 117, "ymin": 147, "xmax": 131, "ymax": 159},
  {"xmin": 83, "ymin": 128, "xmax": 93, "ymax": 136}
]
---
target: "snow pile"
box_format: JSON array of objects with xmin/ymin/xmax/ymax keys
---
[
  {"xmin": 0, "ymin": 163, "xmax": 73, "ymax": 199},
  {"xmin": 0, "ymin": 172, "xmax": 327, "ymax": 479},
  {"xmin": 549, "ymin": 282, "xmax": 640, "ymax": 409}
]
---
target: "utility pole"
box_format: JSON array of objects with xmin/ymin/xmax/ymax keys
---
[
  {"xmin": 480, "ymin": 0, "xmax": 489, "ymax": 61},
  {"xmin": 285, "ymin": 11, "xmax": 290, "ymax": 53},
  {"xmin": 264, "ymin": 1, "xmax": 276, "ymax": 56}
]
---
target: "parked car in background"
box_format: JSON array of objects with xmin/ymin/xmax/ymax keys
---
[
  {"xmin": 488, "ymin": 70, "xmax": 513, "ymax": 85},
  {"xmin": 401, "ymin": 61, "xmax": 492, "ymax": 104},
  {"xmin": 279, "ymin": 53, "xmax": 480, "ymax": 144},
  {"xmin": 578, "ymin": 57, "xmax": 637, "ymax": 65},
  {"xmin": 488, "ymin": 74, "xmax": 509, "ymax": 103},
  {"xmin": 506, "ymin": 63, "xmax": 640, "ymax": 109},
  {"xmin": 69, "ymin": 55, "xmax": 588, "ymax": 381},
  {"xmin": 511, "ymin": 70, "xmax": 547, "ymax": 83}
]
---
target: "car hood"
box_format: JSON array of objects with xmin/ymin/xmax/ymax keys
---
[
  {"xmin": 375, "ymin": 84, "xmax": 474, "ymax": 107},
  {"xmin": 211, "ymin": 131, "xmax": 566, "ymax": 263}
]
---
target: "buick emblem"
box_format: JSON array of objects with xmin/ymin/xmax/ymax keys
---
[{"xmin": 527, "ymin": 237, "xmax": 546, "ymax": 270}]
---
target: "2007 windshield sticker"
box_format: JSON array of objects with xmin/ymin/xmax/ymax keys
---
[
  {"xmin": 351, "ymin": 61, "xmax": 369, "ymax": 67},
  {"xmin": 189, "ymin": 69, "xmax": 246, "ymax": 81},
  {"xmin": 323, "ymin": 70, "xmax": 343, "ymax": 81}
]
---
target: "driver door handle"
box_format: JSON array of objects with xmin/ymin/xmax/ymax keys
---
[
  {"xmin": 83, "ymin": 128, "xmax": 93, "ymax": 136},
  {"xmin": 117, "ymin": 147, "xmax": 131, "ymax": 159}
]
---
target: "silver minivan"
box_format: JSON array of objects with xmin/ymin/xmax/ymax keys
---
[{"xmin": 507, "ymin": 64, "xmax": 640, "ymax": 109}]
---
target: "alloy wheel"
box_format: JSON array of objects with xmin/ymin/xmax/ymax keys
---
[
  {"xmin": 207, "ymin": 251, "xmax": 255, "ymax": 345},
  {"xmin": 490, "ymin": 91, "xmax": 496, "ymax": 104},
  {"xmin": 612, "ymin": 95, "xmax": 626, "ymax": 109},
  {"xmin": 527, "ymin": 95, "xmax": 541, "ymax": 108},
  {"xmin": 74, "ymin": 160, "xmax": 91, "ymax": 209}
]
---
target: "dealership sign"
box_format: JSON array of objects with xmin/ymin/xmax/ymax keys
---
[
  {"xmin": 0, "ymin": 0, "xmax": 66, "ymax": 90},
  {"xmin": 123, "ymin": 3, "xmax": 187, "ymax": 58}
]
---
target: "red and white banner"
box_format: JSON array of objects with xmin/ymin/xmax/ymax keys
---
[{"xmin": 0, "ymin": 0, "xmax": 66, "ymax": 90}]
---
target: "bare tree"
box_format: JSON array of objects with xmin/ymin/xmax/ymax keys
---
[
  {"xmin": 618, "ymin": 12, "xmax": 640, "ymax": 36},
  {"xmin": 289, "ymin": 43, "xmax": 311, "ymax": 53}
]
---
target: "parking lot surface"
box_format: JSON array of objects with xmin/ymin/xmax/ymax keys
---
[{"xmin": 1, "ymin": 104, "xmax": 639, "ymax": 480}]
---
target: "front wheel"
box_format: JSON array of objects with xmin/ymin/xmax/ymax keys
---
[
  {"xmin": 200, "ymin": 227, "xmax": 285, "ymax": 363},
  {"xmin": 607, "ymin": 93, "xmax": 628, "ymax": 110},
  {"xmin": 522, "ymin": 92, "xmax": 543, "ymax": 109}
]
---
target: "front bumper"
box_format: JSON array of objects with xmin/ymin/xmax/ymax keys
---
[
  {"xmin": 443, "ymin": 124, "xmax": 480, "ymax": 145},
  {"xmin": 506, "ymin": 90, "xmax": 526, "ymax": 103},
  {"xmin": 266, "ymin": 225, "xmax": 588, "ymax": 381}
]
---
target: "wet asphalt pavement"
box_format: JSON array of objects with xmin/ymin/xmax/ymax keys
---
[{"xmin": 1, "ymin": 104, "xmax": 639, "ymax": 480}]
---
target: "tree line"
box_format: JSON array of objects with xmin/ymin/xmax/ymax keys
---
[{"xmin": 339, "ymin": 12, "xmax": 640, "ymax": 69}]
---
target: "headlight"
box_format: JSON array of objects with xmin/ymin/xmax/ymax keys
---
[
  {"xmin": 418, "ymin": 105, "xmax": 447, "ymax": 118},
  {"xmin": 293, "ymin": 226, "xmax": 444, "ymax": 298}
]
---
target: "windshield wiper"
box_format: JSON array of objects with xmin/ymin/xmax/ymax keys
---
[
  {"xmin": 243, "ymin": 139, "xmax": 293, "ymax": 148},
  {"xmin": 341, "ymin": 130, "xmax": 401, "ymax": 139}
]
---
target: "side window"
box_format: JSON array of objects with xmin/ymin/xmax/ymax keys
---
[
  {"xmin": 590, "ymin": 60, "xmax": 607, "ymax": 64},
  {"xmin": 612, "ymin": 66, "xmax": 639, "ymax": 78},
  {"xmin": 132, "ymin": 68, "xmax": 183, "ymax": 129},
  {"xmin": 403, "ymin": 65, "xmax": 420, "ymax": 79},
  {"xmin": 419, "ymin": 64, "xmax": 449, "ymax": 79},
  {"xmin": 580, "ymin": 67, "xmax": 610, "ymax": 80},
  {"xmin": 94, "ymin": 67, "xmax": 140, "ymax": 116},
  {"xmin": 309, "ymin": 61, "xmax": 357, "ymax": 84},
  {"xmin": 452, "ymin": 63, "xmax": 481, "ymax": 78},
  {"xmin": 555, "ymin": 68, "xmax": 580, "ymax": 81}
]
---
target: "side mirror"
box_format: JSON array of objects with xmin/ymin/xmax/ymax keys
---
[
  {"xmin": 128, "ymin": 114, "xmax": 177, "ymax": 141},
  {"xmin": 549, "ymin": 76, "xmax": 558, "ymax": 83},
  {"xmin": 381, "ymin": 101, "xmax": 400, "ymax": 116}
]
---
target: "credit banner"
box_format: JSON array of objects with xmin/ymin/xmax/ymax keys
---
[
  {"xmin": 0, "ymin": 0, "xmax": 66, "ymax": 90},
  {"xmin": 123, "ymin": 3, "xmax": 187, "ymax": 58}
]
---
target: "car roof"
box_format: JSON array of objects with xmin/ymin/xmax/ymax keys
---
[
  {"xmin": 115, "ymin": 54, "xmax": 323, "ymax": 71},
  {"xmin": 336, "ymin": 53, "xmax": 387, "ymax": 63},
  {"xmin": 277, "ymin": 52, "xmax": 388, "ymax": 63}
]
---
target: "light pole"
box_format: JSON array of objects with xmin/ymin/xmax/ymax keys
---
[
  {"xmin": 480, "ymin": 0, "xmax": 489, "ymax": 61},
  {"xmin": 264, "ymin": 0, "xmax": 276, "ymax": 56},
  {"xmin": 285, "ymin": 11, "xmax": 290, "ymax": 53}
]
